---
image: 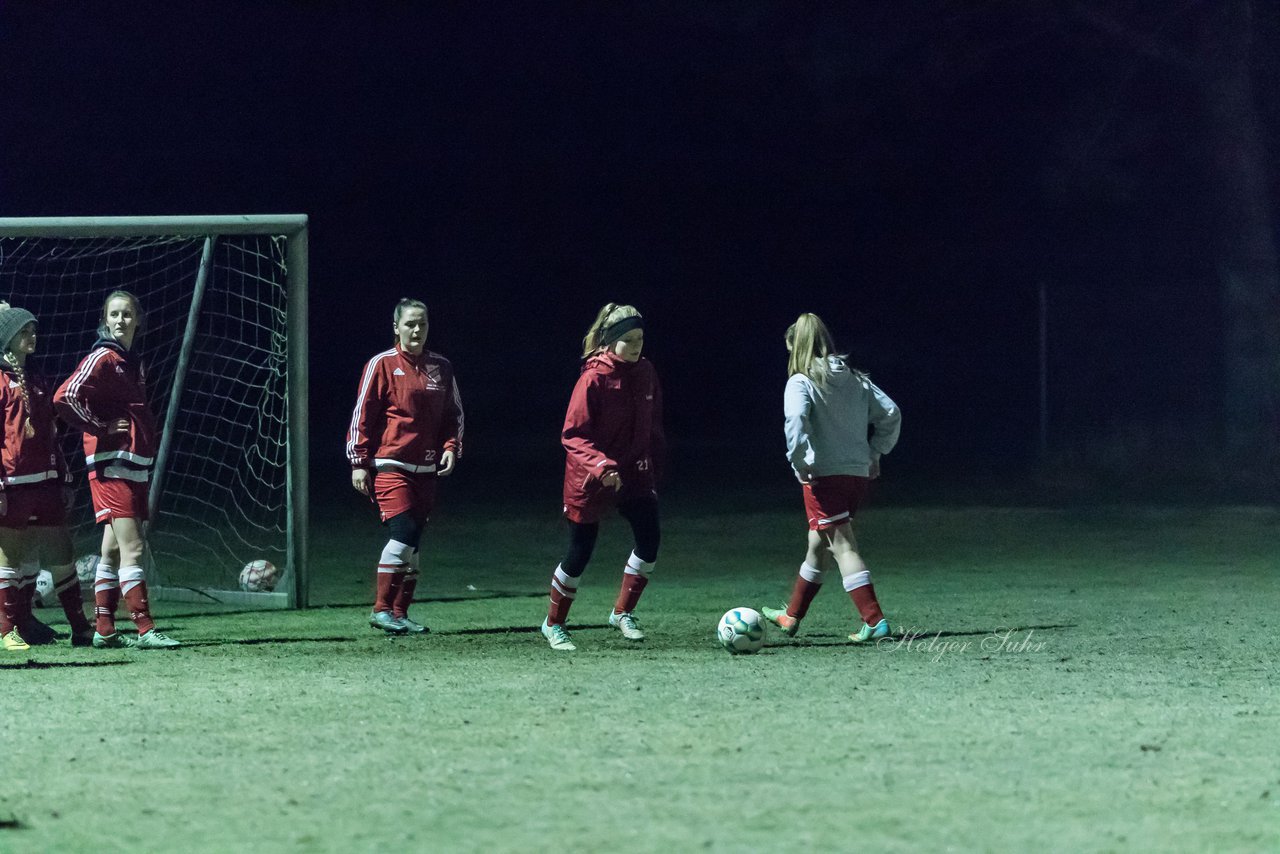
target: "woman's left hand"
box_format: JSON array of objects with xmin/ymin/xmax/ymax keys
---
[{"xmin": 438, "ymin": 450, "xmax": 456, "ymax": 477}]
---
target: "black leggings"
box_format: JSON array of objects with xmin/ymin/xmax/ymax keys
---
[{"xmin": 560, "ymin": 494, "xmax": 660, "ymax": 578}]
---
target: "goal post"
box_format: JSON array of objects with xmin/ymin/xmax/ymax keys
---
[{"xmin": 0, "ymin": 215, "xmax": 309, "ymax": 609}]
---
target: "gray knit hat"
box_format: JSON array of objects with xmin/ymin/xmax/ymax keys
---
[{"xmin": 0, "ymin": 306, "xmax": 37, "ymax": 351}]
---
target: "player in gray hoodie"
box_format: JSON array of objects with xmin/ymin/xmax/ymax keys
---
[{"xmin": 762, "ymin": 313, "xmax": 901, "ymax": 643}]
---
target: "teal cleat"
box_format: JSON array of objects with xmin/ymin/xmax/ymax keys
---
[
  {"xmin": 92, "ymin": 631, "xmax": 137, "ymax": 649},
  {"xmin": 370, "ymin": 610, "xmax": 408, "ymax": 635},
  {"xmin": 540, "ymin": 619, "xmax": 576, "ymax": 651},
  {"xmin": 760, "ymin": 605, "xmax": 799, "ymax": 637},
  {"xmin": 398, "ymin": 616, "xmax": 429, "ymax": 634},
  {"xmin": 135, "ymin": 630, "xmax": 181, "ymax": 649},
  {"xmin": 849, "ymin": 618, "xmax": 891, "ymax": 644},
  {"xmin": 607, "ymin": 611, "xmax": 645, "ymax": 641}
]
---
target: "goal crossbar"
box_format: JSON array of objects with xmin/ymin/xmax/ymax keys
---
[{"xmin": 0, "ymin": 215, "xmax": 308, "ymax": 239}]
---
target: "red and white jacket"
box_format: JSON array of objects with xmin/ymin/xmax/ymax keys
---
[
  {"xmin": 562, "ymin": 351, "xmax": 664, "ymax": 507},
  {"xmin": 0, "ymin": 363, "xmax": 68, "ymax": 491},
  {"xmin": 347, "ymin": 345, "xmax": 464, "ymax": 474},
  {"xmin": 53, "ymin": 339, "xmax": 158, "ymax": 483}
]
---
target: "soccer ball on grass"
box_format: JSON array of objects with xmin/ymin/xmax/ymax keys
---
[
  {"xmin": 718, "ymin": 607, "xmax": 765, "ymax": 654},
  {"xmin": 238, "ymin": 559, "xmax": 280, "ymax": 593}
]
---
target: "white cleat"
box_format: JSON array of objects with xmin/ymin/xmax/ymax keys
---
[
  {"xmin": 608, "ymin": 611, "xmax": 645, "ymax": 641},
  {"xmin": 541, "ymin": 619, "xmax": 576, "ymax": 651}
]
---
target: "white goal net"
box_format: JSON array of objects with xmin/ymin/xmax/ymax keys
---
[{"xmin": 0, "ymin": 216, "xmax": 308, "ymax": 608}]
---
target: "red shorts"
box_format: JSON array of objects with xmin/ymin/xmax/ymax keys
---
[
  {"xmin": 0, "ymin": 482, "xmax": 67, "ymax": 530},
  {"xmin": 802, "ymin": 475, "xmax": 870, "ymax": 531},
  {"xmin": 373, "ymin": 469, "xmax": 436, "ymax": 524},
  {"xmin": 89, "ymin": 475, "xmax": 149, "ymax": 523}
]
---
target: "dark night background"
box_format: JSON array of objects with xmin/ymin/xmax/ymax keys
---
[{"xmin": 4, "ymin": 2, "xmax": 1278, "ymax": 504}]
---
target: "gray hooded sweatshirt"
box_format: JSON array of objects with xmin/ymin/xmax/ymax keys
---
[{"xmin": 784, "ymin": 355, "xmax": 901, "ymax": 481}]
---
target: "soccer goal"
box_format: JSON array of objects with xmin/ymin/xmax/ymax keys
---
[{"xmin": 0, "ymin": 215, "xmax": 309, "ymax": 609}]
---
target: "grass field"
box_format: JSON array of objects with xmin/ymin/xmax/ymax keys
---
[{"xmin": 4, "ymin": 492, "xmax": 1278, "ymax": 852}]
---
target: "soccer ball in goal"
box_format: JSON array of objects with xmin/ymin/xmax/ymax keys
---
[
  {"xmin": 717, "ymin": 607, "xmax": 766, "ymax": 654},
  {"xmin": 75, "ymin": 554, "xmax": 98, "ymax": 584},
  {"xmin": 33, "ymin": 569, "xmax": 57, "ymax": 608},
  {"xmin": 239, "ymin": 560, "xmax": 280, "ymax": 593},
  {"xmin": 0, "ymin": 215, "xmax": 309, "ymax": 608}
]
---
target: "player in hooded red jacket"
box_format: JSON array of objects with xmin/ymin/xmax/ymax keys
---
[
  {"xmin": 53, "ymin": 291, "xmax": 179, "ymax": 650},
  {"xmin": 540, "ymin": 303, "xmax": 665, "ymax": 652},
  {"xmin": 347, "ymin": 298, "xmax": 463, "ymax": 635},
  {"xmin": 0, "ymin": 304, "xmax": 94, "ymax": 651}
]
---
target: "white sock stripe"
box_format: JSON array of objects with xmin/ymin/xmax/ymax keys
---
[
  {"xmin": 96, "ymin": 568, "xmax": 120, "ymax": 582},
  {"xmin": 553, "ymin": 566, "xmax": 580, "ymax": 589},
  {"xmin": 799, "ymin": 562, "xmax": 824, "ymax": 584},
  {"xmin": 119, "ymin": 565, "xmax": 145, "ymax": 596},
  {"xmin": 626, "ymin": 551, "xmax": 655, "ymax": 577},
  {"xmin": 842, "ymin": 570, "xmax": 871, "ymax": 592},
  {"xmin": 816, "ymin": 511, "xmax": 851, "ymax": 526},
  {"xmin": 0, "ymin": 566, "xmax": 12, "ymax": 587},
  {"xmin": 550, "ymin": 578, "xmax": 577, "ymax": 599},
  {"xmin": 55, "ymin": 574, "xmax": 78, "ymax": 594}
]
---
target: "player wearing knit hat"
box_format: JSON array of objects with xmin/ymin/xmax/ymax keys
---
[{"xmin": 0, "ymin": 303, "xmax": 94, "ymax": 650}]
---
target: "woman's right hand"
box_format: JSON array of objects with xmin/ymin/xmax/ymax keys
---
[
  {"xmin": 352, "ymin": 468, "xmax": 371, "ymax": 496},
  {"xmin": 106, "ymin": 418, "xmax": 130, "ymax": 436}
]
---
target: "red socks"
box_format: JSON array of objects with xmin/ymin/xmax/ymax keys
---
[
  {"xmin": 547, "ymin": 566, "xmax": 578, "ymax": 626},
  {"xmin": 53, "ymin": 568, "xmax": 92, "ymax": 635},
  {"xmin": 613, "ymin": 552, "xmax": 654, "ymax": 615},
  {"xmin": 94, "ymin": 563, "xmax": 120, "ymax": 636},
  {"xmin": 0, "ymin": 566, "xmax": 15, "ymax": 635},
  {"xmin": 786, "ymin": 562, "xmax": 824, "ymax": 620},
  {"xmin": 375, "ymin": 569, "xmax": 402, "ymax": 613},
  {"xmin": 392, "ymin": 571, "xmax": 418, "ymax": 619},
  {"xmin": 843, "ymin": 569, "xmax": 884, "ymax": 625},
  {"xmin": 119, "ymin": 566, "xmax": 154, "ymax": 635}
]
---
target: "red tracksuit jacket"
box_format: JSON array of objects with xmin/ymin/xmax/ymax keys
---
[
  {"xmin": 346, "ymin": 345, "xmax": 464, "ymax": 473},
  {"xmin": 53, "ymin": 340, "xmax": 158, "ymax": 482},
  {"xmin": 0, "ymin": 363, "xmax": 67, "ymax": 490},
  {"xmin": 561, "ymin": 351, "xmax": 665, "ymax": 508}
]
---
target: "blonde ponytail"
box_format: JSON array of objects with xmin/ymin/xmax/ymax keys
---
[
  {"xmin": 3, "ymin": 350, "xmax": 35, "ymax": 438},
  {"xmin": 785, "ymin": 312, "xmax": 855, "ymax": 388}
]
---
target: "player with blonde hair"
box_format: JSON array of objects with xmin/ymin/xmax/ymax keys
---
[
  {"xmin": 761, "ymin": 312, "xmax": 902, "ymax": 643},
  {"xmin": 54, "ymin": 291, "xmax": 179, "ymax": 649},
  {"xmin": 347, "ymin": 298, "xmax": 463, "ymax": 634},
  {"xmin": 541, "ymin": 303, "xmax": 665, "ymax": 651},
  {"xmin": 0, "ymin": 304, "xmax": 93, "ymax": 649}
]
